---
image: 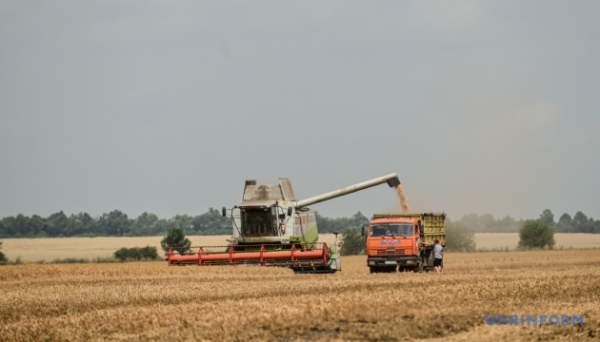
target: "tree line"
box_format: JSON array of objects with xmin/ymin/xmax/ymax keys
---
[
  {"xmin": 1, "ymin": 208, "xmax": 598, "ymax": 239},
  {"xmin": 0, "ymin": 208, "xmax": 230, "ymax": 238},
  {"xmin": 451, "ymin": 210, "xmax": 600, "ymax": 234},
  {"xmin": 0, "ymin": 208, "xmax": 370, "ymax": 238}
]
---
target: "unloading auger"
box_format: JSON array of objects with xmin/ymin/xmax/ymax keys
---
[{"xmin": 167, "ymin": 173, "xmax": 401, "ymax": 273}]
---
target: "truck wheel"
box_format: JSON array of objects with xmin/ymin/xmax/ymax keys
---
[{"xmin": 369, "ymin": 266, "xmax": 376, "ymax": 273}]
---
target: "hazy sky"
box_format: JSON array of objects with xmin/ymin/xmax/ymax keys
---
[{"xmin": 1, "ymin": 1, "xmax": 599, "ymax": 221}]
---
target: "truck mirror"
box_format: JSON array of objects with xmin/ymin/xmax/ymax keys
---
[
  {"xmin": 287, "ymin": 207, "xmax": 293, "ymax": 216},
  {"xmin": 222, "ymin": 207, "xmax": 227, "ymax": 217},
  {"xmin": 279, "ymin": 213, "xmax": 286, "ymax": 220},
  {"xmin": 361, "ymin": 224, "xmax": 367, "ymax": 236}
]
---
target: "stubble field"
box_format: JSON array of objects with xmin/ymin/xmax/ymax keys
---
[{"xmin": 1, "ymin": 249, "xmax": 599, "ymax": 341}]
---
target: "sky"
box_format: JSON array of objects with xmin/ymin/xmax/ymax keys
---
[{"xmin": 1, "ymin": 1, "xmax": 599, "ymax": 222}]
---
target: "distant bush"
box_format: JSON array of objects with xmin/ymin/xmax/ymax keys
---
[
  {"xmin": 52, "ymin": 258, "xmax": 90, "ymax": 264},
  {"xmin": 518, "ymin": 220, "xmax": 555, "ymax": 249},
  {"xmin": 446, "ymin": 222, "xmax": 476, "ymax": 252},
  {"xmin": 161, "ymin": 228, "xmax": 191, "ymax": 256},
  {"xmin": 0, "ymin": 241, "xmax": 6, "ymax": 264},
  {"xmin": 340, "ymin": 228, "xmax": 364, "ymax": 256},
  {"xmin": 114, "ymin": 246, "xmax": 159, "ymax": 262},
  {"xmin": 47, "ymin": 257, "xmax": 120, "ymax": 264},
  {"xmin": 477, "ymin": 246, "xmax": 511, "ymax": 253},
  {"xmin": 93, "ymin": 256, "xmax": 121, "ymax": 263}
]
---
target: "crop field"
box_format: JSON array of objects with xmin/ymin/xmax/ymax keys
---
[
  {"xmin": 1, "ymin": 235, "xmax": 341, "ymax": 262},
  {"xmin": 3, "ymin": 233, "xmax": 600, "ymax": 262},
  {"xmin": 1, "ymin": 249, "xmax": 599, "ymax": 341},
  {"xmin": 474, "ymin": 233, "xmax": 600, "ymax": 250}
]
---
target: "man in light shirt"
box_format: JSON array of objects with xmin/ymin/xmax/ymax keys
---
[{"xmin": 433, "ymin": 239, "xmax": 444, "ymax": 273}]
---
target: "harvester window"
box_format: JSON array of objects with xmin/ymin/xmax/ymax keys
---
[{"xmin": 241, "ymin": 208, "xmax": 277, "ymax": 237}]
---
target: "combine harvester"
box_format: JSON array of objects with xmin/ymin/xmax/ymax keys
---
[{"xmin": 167, "ymin": 173, "xmax": 401, "ymax": 273}]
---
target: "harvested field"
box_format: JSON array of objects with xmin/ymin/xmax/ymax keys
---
[
  {"xmin": 1, "ymin": 235, "xmax": 340, "ymax": 262},
  {"xmin": 3, "ymin": 233, "xmax": 600, "ymax": 262},
  {"xmin": 475, "ymin": 233, "xmax": 600, "ymax": 250},
  {"xmin": 1, "ymin": 250, "xmax": 599, "ymax": 341}
]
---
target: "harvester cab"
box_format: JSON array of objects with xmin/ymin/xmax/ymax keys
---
[{"xmin": 167, "ymin": 173, "xmax": 401, "ymax": 274}]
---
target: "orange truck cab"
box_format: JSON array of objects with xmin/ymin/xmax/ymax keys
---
[{"xmin": 361, "ymin": 213, "xmax": 446, "ymax": 273}]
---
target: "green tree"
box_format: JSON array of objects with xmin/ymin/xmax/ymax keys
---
[
  {"xmin": 47, "ymin": 211, "xmax": 69, "ymax": 236},
  {"xmin": 29, "ymin": 215, "xmax": 47, "ymax": 237},
  {"xmin": 14, "ymin": 214, "xmax": 31, "ymax": 236},
  {"xmin": 160, "ymin": 228, "xmax": 192, "ymax": 256},
  {"xmin": 539, "ymin": 209, "xmax": 554, "ymax": 226},
  {"xmin": 456, "ymin": 213, "xmax": 520, "ymax": 233},
  {"xmin": 351, "ymin": 211, "xmax": 369, "ymax": 227},
  {"xmin": 339, "ymin": 228, "xmax": 364, "ymax": 255},
  {"xmin": 76, "ymin": 213, "xmax": 97, "ymax": 236},
  {"xmin": 1, "ymin": 217, "xmax": 17, "ymax": 236},
  {"xmin": 518, "ymin": 220, "xmax": 555, "ymax": 249},
  {"xmin": 573, "ymin": 211, "xmax": 588, "ymax": 230},
  {"xmin": 132, "ymin": 212, "xmax": 161, "ymax": 236},
  {"xmin": 170, "ymin": 214, "xmax": 194, "ymax": 233},
  {"xmin": 558, "ymin": 213, "xmax": 572, "ymax": 225},
  {"xmin": 99, "ymin": 210, "xmax": 132, "ymax": 236},
  {"xmin": 445, "ymin": 222, "xmax": 476, "ymax": 252},
  {"xmin": 0, "ymin": 241, "xmax": 6, "ymax": 264},
  {"xmin": 556, "ymin": 213, "xmax": 574, "ymax": 232},
  {"xmin": 192, "ymin": 208, "xmax": 230, "ymax": 235}
]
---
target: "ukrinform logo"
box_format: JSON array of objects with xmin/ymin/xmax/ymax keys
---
[{"xmin": 484, "ymin": 315, "xmax": 584, "ymax": 326}]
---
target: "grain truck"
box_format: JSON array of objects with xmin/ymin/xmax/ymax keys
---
[{"xmin": 361, "ymin": 213, "xmax": 446, "ymax": 273}]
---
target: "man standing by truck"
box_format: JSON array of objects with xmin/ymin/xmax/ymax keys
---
[{"xmin": 433, "ymin": 239, "xmax": 444, "ymax": 273}]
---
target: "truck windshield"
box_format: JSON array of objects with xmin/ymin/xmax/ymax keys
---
[
  {"xmin": 370, "ymin": 224, "xmax": 414, "ymax": 237},
  {"xmin": 241, "ymin": 208, "xmax": 277, "ymax": 237}
]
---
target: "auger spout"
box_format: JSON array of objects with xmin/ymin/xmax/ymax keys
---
[{"xmin": 294, "ymin": 173, "xmax": 400, "ymax": 209}]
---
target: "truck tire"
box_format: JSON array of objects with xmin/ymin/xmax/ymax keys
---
[{"xmin": 369, "ymin": 266, "xmax": 377, "ymax": 273}]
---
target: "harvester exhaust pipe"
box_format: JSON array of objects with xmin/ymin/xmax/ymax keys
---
[{"xmin": 294, "ymin": 173, "xmax": 400, "ymax": 209}]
